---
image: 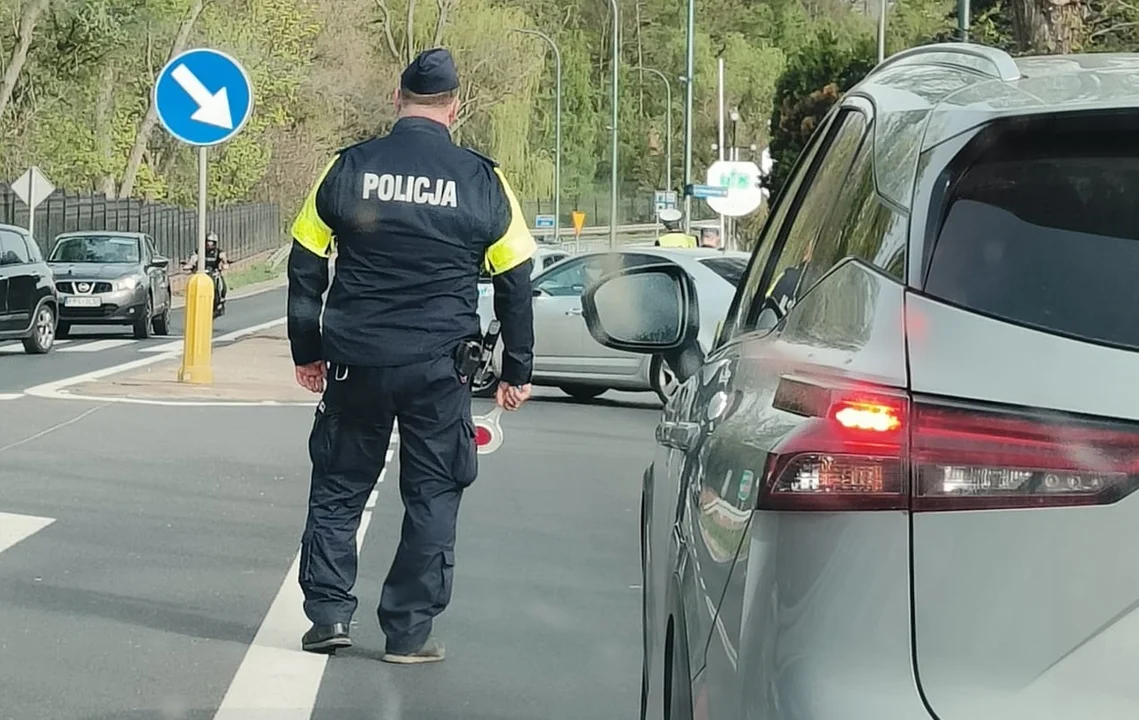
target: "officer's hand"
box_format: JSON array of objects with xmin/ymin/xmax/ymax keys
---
[
  {"xmin": 496, "ymin": 383, "xmax": 531, "ymax": 411},
  {"xmin": 295, "ymin": 361, "xmax": 326, "ymax": 394}
]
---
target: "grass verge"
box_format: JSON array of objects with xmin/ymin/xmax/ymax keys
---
[{"xmin": 225, "ymin": 260, "xmax": 282, "ymax": 292}]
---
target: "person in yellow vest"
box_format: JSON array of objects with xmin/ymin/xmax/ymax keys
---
[{"xmin": 654, "ymin": 208, "xmax": 697, "ymax": 248}]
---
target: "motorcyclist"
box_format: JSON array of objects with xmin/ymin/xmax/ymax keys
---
[{"xmin": 184, "ymin": 232, "xmax": 229, "ymax": 306}]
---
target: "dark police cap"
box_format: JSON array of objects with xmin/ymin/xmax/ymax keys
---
[{"xmin": 401, "ymin": 48, "xmax": 460, "ymax": 95}]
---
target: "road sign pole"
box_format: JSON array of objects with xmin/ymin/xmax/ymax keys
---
[
  {"xmin": 156, "ymin": 47, "xmax": 252, "ymax": 385},
  {"xmin": 717, "ymin": 57, "xmax": 726, "ymax": 253},
  {"xmin": 25, "ymin": 172, "xmax": 34, "ymax": 238},
  {"xmin": 198, "ymin": 147, "xmax": 207, "ymax": 274},
  {"xmin": 608, "ymin": 0, "xmax": 620, "ymax": 250}
]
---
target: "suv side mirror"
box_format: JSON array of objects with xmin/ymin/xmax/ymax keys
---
[
  {"xmin": 150, "ymin": 255, "xmax": 170, "ymax": 269},
  {"xmin": 582, "ymin": 262, "xmax": 704, "ymax": 383}
]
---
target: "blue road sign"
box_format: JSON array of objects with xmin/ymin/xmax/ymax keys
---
[
  {"xmin": 689, "ymin": 184, "xmax": 729, "ymax": 199},
  {"xmin": 535, "ymin": 214, "xmax": 556, "ymax": 229},
  {"xmin": 154, "ymin": 48, "xmax": 253, "ymax": 147}
]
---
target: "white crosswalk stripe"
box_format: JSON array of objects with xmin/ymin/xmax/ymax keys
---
[
  {"xmin": 56, "ymin": 338, "xmax": 136, "ymax": 353},
  {"xmin": 0, "ymin": 339, "xmax": 72, "ymax": 354}
]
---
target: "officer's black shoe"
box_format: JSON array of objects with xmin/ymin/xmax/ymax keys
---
[
  {"xmin": 381, "ymin": 636, "xmax": 445, "ymax": 664},
  {"xmin": 301, "ymin": 622, "xmax": 352, "ymax": 654}
]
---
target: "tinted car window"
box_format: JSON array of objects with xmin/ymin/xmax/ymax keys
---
[
  {"xmin": 24, "ymin": 235, "xmax": 44, "ymax": 263},
  {"xmin": 799, "ymin": 136, "xmax": 907, "ymax": 294},
  {"xmin": 719, "ymin": 107, "xmax": 837, "ymax": 345},
  {"xmin": 755, "ymin": 109, "xmax": 869, "ymax": 323},
  {"xmin": 0, "ymin": 229, "xmax": 30, "ymax": 265},
  {"xmin": 51, "ymin": 235, "xmax": 141, "ymax": 263},
  {"xmin": 926, "ymin": 140, "xmax": 1139, "ymax": 349},
  {"xmin": 699, "ymin": 257, "xmax": 747, "ymax": 287}
]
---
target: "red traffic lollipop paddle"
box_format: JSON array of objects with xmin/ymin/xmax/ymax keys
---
[{"xmin": 473, "ymin": 406, "xmax": 504, "ymax": 455}]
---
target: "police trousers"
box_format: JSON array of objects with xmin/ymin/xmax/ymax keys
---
[{"xmin": 298, "ymin": 353, "xmax": 477, "ymax": 654}]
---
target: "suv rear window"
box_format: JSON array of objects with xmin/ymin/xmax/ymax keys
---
[
  {"xmin": 926, "ymin": 122, "xmax": 1139, "ymax": 350},
  {"xmin": 699, "ymin": 257, "xmax": 747, "ymax": 287}
]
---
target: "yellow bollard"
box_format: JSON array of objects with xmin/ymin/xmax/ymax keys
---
[{"xmin": 178, "ymin": 272, "xmax": 215, "ymax": 384}]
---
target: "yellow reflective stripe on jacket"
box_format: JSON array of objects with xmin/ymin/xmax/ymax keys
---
[
  {"xmin": 657, "ymin": 232, "xmax": 696, "ymax": 248},
  {"xmin": 484, "ymin": 168, "xmax": 537, "ymax": 275},
  {"xmin": 291, "ymin": 154, "xmax": 340, "ymax": 257}
]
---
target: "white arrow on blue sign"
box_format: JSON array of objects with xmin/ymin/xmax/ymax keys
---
[{"xmin": 154, "ymin": 48, "xmax": 253, "ymax": 147}]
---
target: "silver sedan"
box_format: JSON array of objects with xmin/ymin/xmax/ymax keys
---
[{"xmin": 476, "ymin": 247, "xmax": 748, "ymax": 402}]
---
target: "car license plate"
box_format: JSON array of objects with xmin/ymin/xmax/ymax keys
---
[{"xmin": 64, "ymin": 296, "xmax": 102, "ymax": 308}]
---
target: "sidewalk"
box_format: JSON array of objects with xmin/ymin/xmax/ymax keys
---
[{"xmin": 64, "ymin": 324, "xmax": 315, "ymax": 404}]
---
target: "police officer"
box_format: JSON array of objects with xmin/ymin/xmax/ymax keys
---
[
  {"xmin": 654, "ymin": 208, "xmax": 696, "ymax": 248},
  {"xmin": 287, "ymin": 47, "xmax": 536, "ymax": 663}
]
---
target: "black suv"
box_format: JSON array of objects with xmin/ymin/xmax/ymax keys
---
[
  {"xmin": 584, "ymin": 44, "xmax": 1139, "ymax": 720},
  {"xmin": 0, "ymin": 223, "xmax": 58, "ymax": 354}
]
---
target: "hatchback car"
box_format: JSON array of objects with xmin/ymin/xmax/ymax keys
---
[
  {"xmin": 48, "ymin": 231, "xmax": 173, "ymax": 339},
  {"xmin": 476, "ymin": 247, "xmax": 748, "ymax": 402},
  {"xmin": 582, "ymin": 44, "xmax": 1139, "ymax": 720},
  {"xmin": 0, "ymin": 223, "xmax": 58, "ymax": 354}
]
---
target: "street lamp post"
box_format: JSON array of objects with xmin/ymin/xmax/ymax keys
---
[
  {"xmin": 682, "ymin": 0, "xmax": 695, "ymax": 234},
  {"xmin": 511, "ymin": 28, "xmax": 562, "ymax": 242},
  {"xmin": 607, "ymin": 0, "xmax": 620, "ymax": 249},
  {"xmin": 633, "ymin": 65, "xmax": 673, "ymax": 192}
]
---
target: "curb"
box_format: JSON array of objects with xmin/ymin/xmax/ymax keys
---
[{"xmin": 23, "ymin": 317, "xmax": 313, "ymax": 407}]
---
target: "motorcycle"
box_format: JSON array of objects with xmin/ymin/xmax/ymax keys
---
[
  {"xmin": 208, "ymin": 266, "xmax": 226, "ymax": 318},
  {"xmin": 182, "ymin": 260, "xmax": 227, "ymax": 319}
]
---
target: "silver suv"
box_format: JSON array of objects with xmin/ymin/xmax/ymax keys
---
[{"xmin": 584, "ymin": 43, "xmax": 1139, "ymax": 720}]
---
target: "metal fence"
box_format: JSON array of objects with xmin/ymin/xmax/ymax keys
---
[{"xmin": 0, "ymin": 185, "xmax": 283, "ymax": 264}]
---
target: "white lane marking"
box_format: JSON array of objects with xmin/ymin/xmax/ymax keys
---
[
  {"xmin": 213, "ymin": 511, "xmax": 373, "ymax": 720},
  {"xmin": 0, "ymin": 406, "xmax": 104, "ymax": 454},
  {"xmin": 0, "ymin": 393, "xmax": 23, "ymax": 401},
  {"xmin": 139, "ymin": 340, "xmax": 185, "ymax": 353},
  {"xmin": 214, "ymin": 433, "xmax": 397, "ymax": 719},
  {"xmin": 58, "ymin": 339, "xmax": 135, "ymax": 353},
  {"xmin": 0, "ymin": 513, "xmax": 55, "ymax": 555},
  {"xmin": 24, "ymin": 317, "xmax": 293, "ymax": 406}
]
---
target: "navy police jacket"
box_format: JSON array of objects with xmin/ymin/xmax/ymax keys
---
[{"xmin": 286, "ymin": 116, "xmax": 537, "ymax": 385}]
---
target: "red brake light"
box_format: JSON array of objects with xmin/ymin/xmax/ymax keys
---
[
  {"xmin": 763, "ymin": 377, "xmax": 1139, "ymax": 512},
  {"xmin": 832, "ymin": 399, "xmax": 902, "ymax": 432}
]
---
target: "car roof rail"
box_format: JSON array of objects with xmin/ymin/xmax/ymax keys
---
[{"xmin": 869, "ymin": 42, "xmax": 1020, "ymax": 83}]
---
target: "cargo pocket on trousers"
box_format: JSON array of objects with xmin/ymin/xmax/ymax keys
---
[
  {"xmin": 454, "ymin": 418, "xmax": 478, "ymax": 488},
  {"xmin": 308, "ymin": 402, "xmax": 341, "ymax": 478},
  {"xmin": 439, "ymin": 549, "xmax": 456, "ymax": 608}
]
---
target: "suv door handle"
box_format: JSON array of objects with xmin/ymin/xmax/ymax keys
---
[
  {"xmin": 565, "ymin": 307, "xmax": 583, "ymax": 316},
  {"xmin": 672, "ymin": 421, "xmax": 701, "ymax": 451}
]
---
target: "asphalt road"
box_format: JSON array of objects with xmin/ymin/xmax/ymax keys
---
[{"xmin": 0, "ymin": 289, "xmax": 660, "ymax": 719}]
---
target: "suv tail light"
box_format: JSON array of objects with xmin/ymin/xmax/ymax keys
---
[{"xmin": 764, "ymin": 377, "xmax": 1139, "ymax": 512}]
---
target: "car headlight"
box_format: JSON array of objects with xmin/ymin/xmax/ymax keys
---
[{"xmin": 112, "ymin": 275, "xmax": 142, "ymax": 291}]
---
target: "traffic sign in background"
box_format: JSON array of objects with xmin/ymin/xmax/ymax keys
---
[
  {"xmin": 535, "ymin": 214, "xmax": 555, "ymax": 230},
  {"xmin": 704, "ymin": 160, "xmax": 764, "ymax": 217},
  {"xmin": 155, "ymin": 48, "xmax": 253, "ymax": 147},
  {"xmin": 653, "ymin": 190, "xmax": 678, "ymax": 215}
]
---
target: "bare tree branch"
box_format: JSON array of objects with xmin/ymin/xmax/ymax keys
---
[
  {"xmin": 432, "ymin": 0, "xmax": 454, "ymax": 47},
  {"xmin": 0, "ymin": 0, "xmax": 52, "ymax": 125},
  {"xmin": 406, "ymin": 0, "xmax": 417, "ymax": 64},
  {"xmin": 119, "ymin": 0, "xmax": 208, "ymax": 199},
  {"xmin": 373, "ymin": 0, "xmax": 400, "ymax": 59}
]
